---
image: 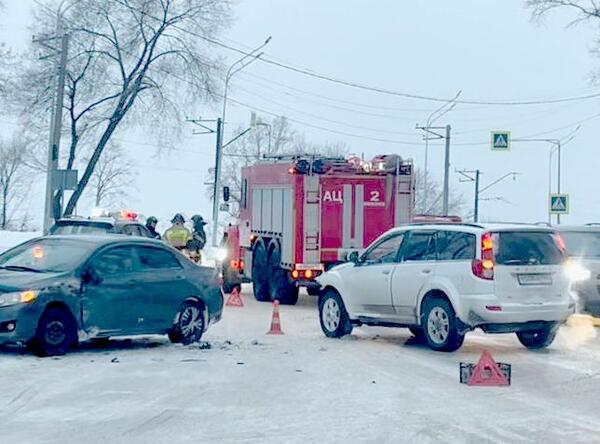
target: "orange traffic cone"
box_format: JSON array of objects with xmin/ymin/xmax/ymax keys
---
[
  {"xmin": 226, "ymin": 286, "xmax": 244, "ymax": 307},
  {"xmin": 267, "ymin": 300, "xmax": 284, "ymax": 335}
]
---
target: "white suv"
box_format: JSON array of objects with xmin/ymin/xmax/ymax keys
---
[{"xmin": 316, "ymin": 223, "xmax": 576, "ymax": 352}]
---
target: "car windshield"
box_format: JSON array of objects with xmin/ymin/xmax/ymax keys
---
[
  {"xmin": 561, "ymin": 231, "xmax": 600, "ymax": 258},
  {"xmin": 51, "ymin": 224, "xmax": 111, "ymax": 235},
  {"xmin": 494, "ymin": 231, "xmax": 564, "ymax": 266},
  {"xmin": 0, "ymin": 239, "xmax": 91, "ymax": 273}
]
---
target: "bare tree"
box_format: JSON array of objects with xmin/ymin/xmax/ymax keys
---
[
  {"xmin": 527, "ymin": 0, "xmax": 600, "ymax": 22},
  {"xmin": 414, "ymin": 169, "xmax": 465, "ymax": 216},
  {"xmin": 527, "ymin": 1, "xmax": 600, "ymax": 80},
  {"xmin": 0, "ymin": 0, "xmax": 13, "ymax": 99},
  {"xmin": 0, "ymin": 136, "xmax": 32, "ymax": 229},
  {"xmin": 88, "ymin": 142, "xmax": 136, "ymax": 208},
  {"xmin": 19, "ymin": 0, "xmax": 232, "ymax": 216}
]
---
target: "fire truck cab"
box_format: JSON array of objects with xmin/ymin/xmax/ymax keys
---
[{"xmin": 222, "ymin": 154, "xmax": 416, "ymax": 305}]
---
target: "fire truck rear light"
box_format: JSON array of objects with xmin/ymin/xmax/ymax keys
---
[
  {"xmin": 288, "ymin": 167, "xmax": 296, "ymax": 174},
  {"xmin": 291, "ymin": 269, "xmax": 300, "ymax": 279},
  {"xmin": 304, "ymin": 269, "xmax": 313, "ymax": 279},
  {"xmin": 239, "ymin": 260, "xmax": 244, "ymax": 269}
]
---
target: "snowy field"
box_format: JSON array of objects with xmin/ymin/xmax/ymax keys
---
[{"xmin": 1, "ymin": 285, "xmax": 600, "ymax": 444}]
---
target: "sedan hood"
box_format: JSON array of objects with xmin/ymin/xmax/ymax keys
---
[{"xmin": 0, "ymin": 270, "xmax": 70, "ymax": 292}]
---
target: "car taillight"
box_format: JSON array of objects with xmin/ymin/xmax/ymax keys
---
[
  {"xmin": 472, "ymin": 232, "xmax": 494, "ymax": 280},
  {"xmin": 553, "ymin": 233, "xmax": 567, "ymax": 255},
  {"xmin": 230, "ymin": 260, "xmax": 245, "ymax": 270}
]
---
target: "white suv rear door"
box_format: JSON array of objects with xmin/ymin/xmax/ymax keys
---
[
  {"xmin": 341, "ymin": 232, "xmax": 405, "ymax": 318},
  {"xmin": 492, "ymin": 231, "xmax": 568, "ymax": 305},
  {"xmin": 391, "ymin": 230, "xmax": 437, "ymax": 323}
]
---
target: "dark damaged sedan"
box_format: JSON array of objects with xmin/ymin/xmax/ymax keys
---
[{"xmin": 0, "ymin": 235, "xmax": 223, "ymax": 356}]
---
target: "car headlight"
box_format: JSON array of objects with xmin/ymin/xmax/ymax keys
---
[
  {"xmin": 564, "ymin": 260, "xmax": 591, "ymax": 282},
  {"xmin": 215, "ymin": 247, "xmax": 228, "ymax": 262},
  {"xmin": 0, "ymin": 290, "xmax": 38, "ymax": 308}
]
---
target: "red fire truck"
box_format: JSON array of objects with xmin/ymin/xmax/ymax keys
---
[{"xmin": 221, "ymin": 153, "xmax": 416, "ymax": 305}]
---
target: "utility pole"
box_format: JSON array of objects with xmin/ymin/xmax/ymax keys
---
[
  {"xmin": 443, "ymin": 124, "xmax": 451, "ymax": 216},
  {"xmin": 416, "ymin": 124, "xmax": 452, "ymax": 216},
  {"xmin": 211, "ymin": 118, "xmax": 223, "ymax": 247},
  {"xmin": 458, "ymin": 169, "xmax": 519, "ymax": 222},
  {"xmin": 474, "ymin": 169, "xmax": 480, "ymax": 223},
  {"xmin": 557, "ymin": 141, "xmax": 562, "ymax": 225},
  {"xmin": 42, "ymin": 32, "xmax": 69, "ymax": 233}
]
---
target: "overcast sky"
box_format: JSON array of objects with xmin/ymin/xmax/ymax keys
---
[{"xmin": 1, "ymin": 0, "xmax": 599, "ymax": 231}]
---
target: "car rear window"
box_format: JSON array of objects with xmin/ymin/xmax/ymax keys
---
[
  {"xmin": 494, "ymin": 231, "xmax": 564, "ymax": 266},
  {"xmin": 561, "ymin": 231, "xmax": 600, "ymax": 258},
  {"xmin": 51, "ymin": 223, "xmax": 112, "ymax": 235}
]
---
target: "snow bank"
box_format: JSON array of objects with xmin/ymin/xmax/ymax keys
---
[{"xmin": 0, "ymin": 230, "xmax": 40, "ymax": 253}]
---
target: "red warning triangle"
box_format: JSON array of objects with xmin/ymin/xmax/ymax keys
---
[
  {"xmin": 468, "ymin": 350, "xmax": 509, "ymax": 386},
  {"xmin": 225, "ymin": 287, "xmax": 244, "ymax": 307}
]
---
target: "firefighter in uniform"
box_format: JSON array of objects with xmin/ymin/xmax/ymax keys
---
[
  {"xmin": 186, "ymin": 215, "xmax": 207, "ymax": 263},
  {"xmin": 145, "ymin": 216, "xmax": 161, "ymax": 240},
  {"xmin": 163, "ymin": 213, "xmax": 192, "ymax": 250}
]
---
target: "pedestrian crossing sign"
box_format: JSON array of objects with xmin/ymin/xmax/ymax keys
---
[
  {"xmin": 491, "ymin": 131, "xmax": 511, "ymax": 151},
  {"xmin": 549, "ymin": 194, "xmax": 569, "ymax": 215}
]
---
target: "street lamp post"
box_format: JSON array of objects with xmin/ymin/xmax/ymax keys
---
[
  {"xmin": 211, "ymin": 36, "xmax": 272, "ymax": 247},
  {"xmin": 512, "ymin": 137, "xmax": 572, "ymax": 224}
]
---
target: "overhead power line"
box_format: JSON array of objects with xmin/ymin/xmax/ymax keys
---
[{"xmin": 107, "ymin": 0, "xmax": 600, "ymax": 107}]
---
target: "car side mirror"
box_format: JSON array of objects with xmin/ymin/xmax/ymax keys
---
[
  {"xmin": 346, "ymin": 251, "xmax": 360, "ymax": 264},
  {"xmin": 81, "ymin": 266, "xmax": 102, "ymax": 286}
]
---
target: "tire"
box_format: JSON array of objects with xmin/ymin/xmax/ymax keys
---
[
  {"xmin": 31, "ymin": 307, "xmax": 77, "ymax": 357},
  {"xmin": 171, "ymin": 301, "xmax": 205, "ymax": 346},
  {"xmin": 268, "ymin": 244, "xmax": 299, "ymax": 305},
  {"xmin": 252, "ymin": 242, "xmax": 270, "ymax": 302},
  {"xmin": 421, "ymin": 296, "xmax": 464, "ymax": 352},
  {"xmin": 516, "ymin": 322, "xmax": 558, "ymax": 350},
  {"xmin": 318, "ymin": 290, "xmax": 353, "ymax": 338}
]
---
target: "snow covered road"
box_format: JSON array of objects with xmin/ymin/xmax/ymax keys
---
[{"xmin": 2, "ymin": 287, "xmax": 600, "ymax": 444}]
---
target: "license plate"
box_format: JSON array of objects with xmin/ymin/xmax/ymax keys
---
[{"xmin": 517, "ymin": 273, "xmax": 552, "ymax": 286}]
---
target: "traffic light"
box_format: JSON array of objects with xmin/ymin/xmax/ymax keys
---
[{"xmin": 223, "ymin": 186, "xmax": 230, "ymax": 202}]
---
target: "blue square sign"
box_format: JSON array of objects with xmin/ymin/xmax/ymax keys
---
[
  {"xmin": 549, "ymin": 194, "xmax": 569, "ymax": 215},
  {"xmin": 491, "ymin": 131, "xmax": 511, "ymax": 151}
]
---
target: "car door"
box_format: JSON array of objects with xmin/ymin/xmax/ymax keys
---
[
  {"xmin": 133, "ymin": 245, "xmax": 190, "ymax": 331},
  {"xmin": 81, "ymin": 246, "xmax": 141, "ymax": 335},
  {"xmin": 391, "ymin": 230, "xmax": 437, "ymax": 323},
  {"xmin": 341, "ymin": 232, "xmax": 405, "ymax": 319}
]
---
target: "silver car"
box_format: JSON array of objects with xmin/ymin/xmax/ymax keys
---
[{"xmin": 559, "ymin": 225, "xmax": 600, "ymax": 316}]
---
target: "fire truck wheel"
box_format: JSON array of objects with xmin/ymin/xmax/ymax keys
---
[
  {"xmin": 252, "ymin": 242, "xmax": 270, "ymax": 302},
  {"xmin": 268, "ymin": 244, "xmax": 299, "ymax": 305},
  {"xmin": 318, "ymin": 290, "xmax": 353, "ymax": 338}
]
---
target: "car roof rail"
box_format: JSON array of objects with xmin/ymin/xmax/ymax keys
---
[{"xmin": 406, "ymin": 222, "xmax": 484, "ymax": 229}]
